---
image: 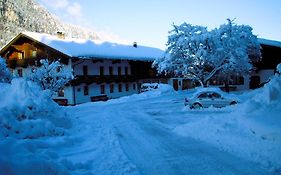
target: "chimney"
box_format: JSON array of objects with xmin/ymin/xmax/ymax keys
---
[
  {"xmin": 57, "ymin": 31, "xmax": 65, "ymax": 39},
  {"xmin": 133, "ymin": 42, "xmax": 137, "ymax": 48}
]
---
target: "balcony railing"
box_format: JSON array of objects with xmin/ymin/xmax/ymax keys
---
[
  {"xmin": 70, "ymin": 75, "xmax": 137, "ymax": 85},
  {"xmin": 7, "ymin": 58, "xmax": 40, "ymax": 68}
]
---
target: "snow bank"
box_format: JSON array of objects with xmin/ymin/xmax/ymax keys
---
[
  {"xmin": 175, "ymin": 73, "xmax": 281, "ymax": 172},
  {"xmin": 0, "ymin": 137, "xmax": 92, "ymax": 175},
  {"xmin": 0, "ymin": 78, "xmax": 71, "ymax": 139},
  {"xmin": 141, "ymin": 83, "xmax": 174, "ymax": 93},
  {"xmin": 108, "ymin": 83, "xmax": 175, "ymax": 104},
  {"xmin": 0, "ymin": 78, "xmax": 76, "ymax": 175}
]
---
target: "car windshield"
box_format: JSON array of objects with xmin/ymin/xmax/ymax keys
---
[
  {"xmin": 212, "ymin": 92, "xmax": 221, "ymax": 98},
  {"xmin": 198, "ymin": 92, "xmax": 210, "ymax": 99},
  {"xmin": 197, "ymin": 92, "xmax": 222, "ymax": 99}
]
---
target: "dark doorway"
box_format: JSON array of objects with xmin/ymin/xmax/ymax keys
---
[
  {"xmin": 250, "ymin": 76, "xmax": 260, "ymax": 89},
  {"xmin": 173, "ymin": 79, "xmax": 178, "ymax": 91},
  {"xmin": 182, "ymin": 79, "xmax": 192, "ymax": 90}
]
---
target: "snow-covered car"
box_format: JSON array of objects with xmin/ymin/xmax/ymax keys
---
[
  {"xmin": 184, "ymin": 88, "xmax": 238, "ymax": 109},
  {"xmin": 140, "ymin": 83, "xmax": 159, "ymax": 92}
]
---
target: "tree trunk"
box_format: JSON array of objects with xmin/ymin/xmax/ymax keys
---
[
  {"xmin": 198, "ymin": 79, "xmax": 209, "ymax": 88},
  {"xmin": 198, "ymin": 79, "xmax": 204, "ymax": 88}
]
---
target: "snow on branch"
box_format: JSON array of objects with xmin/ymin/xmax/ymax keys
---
[
  {"xmin": 27, "ymin": 59, "xmax": 74, "ymax": 94},
  {"xmin": 153, "ymin": 19, "xmax": 261, "ymax": 87},
  {"xmin": 0, "ymin": 57, "xmax": 12, "ymax": 83}
]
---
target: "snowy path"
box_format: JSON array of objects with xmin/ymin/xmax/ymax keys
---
[{"xmin": 66, "ymin": 91, "xmax": 275, "ymax": 175}]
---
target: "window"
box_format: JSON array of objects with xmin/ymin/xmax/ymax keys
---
[
  {"xmin": 109, "ymin": 66, "xmax": 113, "ymax": 76},
  {"xmin": 30, "ymin": 50, "xmax": 37, "ymax": 58},
  {"xmin": 58, "ymin": 88, "xmax": 64, "ymax": 97},
  {"xmin": 100, "ymin": 66, "xmax": 104, "ymax": 76},
  {"xmin": 100, "ymin": 84, "xmax": 105, "ymax": 94},
  {"xmin": 118, "ymin": 66, "xmax": 122, "ymax": 76},
  {"xmin": 133, "ymin": 83, "xmax": 136, "ymax": 90},
  {"xmin": 211, "ymin": 92, "xmax": 221, "ymax": 99},
  {"xmin": 118, "ymin": 83, "xmax": 122, "ymax": 92},
  {"xmin": 83, "ymin": 66, "xmax": 88, "ymax": 75},
  {"xmin": 239, "ymin": 77, "xmax": 244, "ymax": 85},
  {"xmin": 125, "ymin": 83, "xmax": 129, "ymax": 91},
  {"xmin": 32, "ymin": 51, "xmax": 37, "ymax": 58},
  {"xmin": 110, "ymin": 84, "xmax": 114, "ymax": 93},
  {"xmin": 198, "ymin": 93, "xmax": 208, "ymax": 99},
  {"xmin": 84, "ymin": 86, "xmax": 89, "ymax": 95},
  {"xmin": 17, "ymin": 69, "xmax": 23, "ymax": 77},
  {"xmin": 229, "ymin": 75, "xmax": 244, "ymax": 85},
  {"xmin": 125, "ymin": 67, "xmax": 128, "ymax": 75},
  {"xmin": 178, "ymin": 81, "xmax": 182, "ymax": 86},
  {"xmin": 18, "ymin": 53, "xmax": 23, "ymax": 59}
]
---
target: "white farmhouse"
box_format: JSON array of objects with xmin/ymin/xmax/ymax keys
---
[{"xmin": 0, "ymin": 32, "xmax": 165, "ymax": 105}]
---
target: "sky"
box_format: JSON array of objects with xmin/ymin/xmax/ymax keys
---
[{"xmin": 37, "ymin": 0, "xmax": 281, "ymax": 49}]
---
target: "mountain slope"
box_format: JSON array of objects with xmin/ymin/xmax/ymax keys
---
[{"xmin": 0, "ymin": 0, "xmax": 101, "ymax": 48}]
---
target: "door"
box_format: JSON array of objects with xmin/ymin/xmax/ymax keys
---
[{"xmin": 173, "ymin": 79, "xmax": 178, "ymax": 91}]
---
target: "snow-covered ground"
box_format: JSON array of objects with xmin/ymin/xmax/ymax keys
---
[{"xmin": 1, "ymin": 80, "xmax": 281, "ymax": 174}]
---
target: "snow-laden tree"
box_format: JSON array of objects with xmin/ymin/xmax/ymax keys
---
[
  {"xmin": 27, "ymin": 59, "xmax": 73, "ymax": 94},
  {"xmin": 0, "ymin": 57, "xmax": 12, "ymax": 83},
  {"xmin": 212, "ymin": 19, "xmax": 261, "ymax": 84},
  {"xmin": 153, "ymin": 19, "xmax": 261, "ymax": 87}
]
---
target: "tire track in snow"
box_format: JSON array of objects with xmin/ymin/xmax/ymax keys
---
[{"xmin": 103, "ymin": 96, "xmax": 272, "ymax": 175}]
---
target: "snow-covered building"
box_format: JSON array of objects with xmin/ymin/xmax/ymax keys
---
[
  {"xmin": 207, "ymin": 38, "xmax": 281, "ymax": 91},
  {"xmin": 0, "ymin": 32, "xmax": 165, "ymax": 105},
  {"xmin": 1, "ymin": 32, "xmax": 280, "ymax": 104},
  {"xmin": 249, "ymin": 38, "xmax": 281, "ymax": 89}
]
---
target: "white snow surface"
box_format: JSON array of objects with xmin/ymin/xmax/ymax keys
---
[
  {"xmin": 1, "ymin": 81, "xmax": 281, "ymax": 174},
  {"xmin": 175, "ymin": 74, "xmax": 281, "ymax": 173},
  {"xmin": 21, "ymin": 32, "xmax": 164, "ymax": 61}
]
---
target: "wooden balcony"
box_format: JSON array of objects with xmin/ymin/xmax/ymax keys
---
[
  {"xmin": 7, "ymin": 59, "xmax": 17, "ymax": 69},
  {"xmin": 7, "ymin": 58, "xmax": 68, "ymax": 69},
  {"xmin": 70, "ymin": 75, "xmax": 137, "ymax": 86},
  {"xmin": 16, "ymin": 59, "xmax": 28, "ymax": 68},
  {"xmin": 7, "ymin": 58, "xmax": 39, "ymax": 68}
]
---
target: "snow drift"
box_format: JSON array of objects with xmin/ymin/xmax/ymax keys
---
[
  {"xmin": 0, "ymin": 78, "xmax": 71, "ymax": 139},
  {"xmin": 175, "ymin": 71, "xmax": 281, "ymax": 173}
]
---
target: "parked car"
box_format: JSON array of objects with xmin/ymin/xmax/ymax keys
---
[
  {"xmin": 140, "ymin": 83, "xmax": 159, "ymax": 92},
  {"xmin": 184, "ymin": 88, "xmax": 238, "ymax": 109}
]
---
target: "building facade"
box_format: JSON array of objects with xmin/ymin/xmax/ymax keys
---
[
  {"xmin": 0, "ymin": 32, "xmax": 165, "ymax": 105},
  {"xmin": 1, "ymin": 32, "xmax": 280, "ymax": 105}
]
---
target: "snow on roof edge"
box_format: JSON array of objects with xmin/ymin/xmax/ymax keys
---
[
  {"xmin": 258, "ymin": 38, "xmax": 281, "ymax": 48},
  {"xmin": 21, "ymin": 31, "xmax": 165, "ymax": 61}
]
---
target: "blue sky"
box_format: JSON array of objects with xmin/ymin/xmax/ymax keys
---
[{"xmin": 37, "ymin": 0, "xmax": 281, "ymax": 49}]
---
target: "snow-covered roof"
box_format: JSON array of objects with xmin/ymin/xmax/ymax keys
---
[
  {"xmin": 21, "ymin": 32, "xmax": 164, "ymax": 61},
  {"xmin": 258, "ymin": 38, "xmax": 281, "ymax": 48}
]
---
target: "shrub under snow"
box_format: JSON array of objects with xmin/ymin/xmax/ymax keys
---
[
  {"xmin": 27, "ymin": 59, "xmax": 73, "ymax": 94},
  {"xmin": 0, "ymin": 78, "xmax": 71, "ymax": 139},
  {"xmin": 0, "ymin": 57, "xmax": 12, "ymax": 83}
]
